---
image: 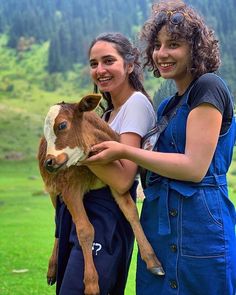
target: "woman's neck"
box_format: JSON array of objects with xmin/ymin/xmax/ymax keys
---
[
  {"xmin": 175, "ymin": 76, "xmax": 194, "ymax": 96},
  {"xmin": 111, "ymin": 85, "xmax": 135, "ymax": 110}
]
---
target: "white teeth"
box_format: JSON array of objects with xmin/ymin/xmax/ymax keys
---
[
  {"xmin": 160, "ymin": 63, "xmax": 174, "ymax": 67},
  {"xmin": 98, "ymin": 77, "xmax": 111, "ymax": 82}
]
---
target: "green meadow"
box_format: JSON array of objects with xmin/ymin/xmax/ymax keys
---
[
  {"xmin": 0, "ymin": 159, "xmax": 142, "ymax": 295},
  {"xmin": 0, "ymin": 157, "xmax": 236, "ymax": 295}
]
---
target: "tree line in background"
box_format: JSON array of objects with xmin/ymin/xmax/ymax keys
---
[
  {"xmin": 0, "ymin": 0, "xmax": 235, "ymax": 95},
  {"xmin": 0, "ymin": 0, "xmax": 149, "ymax": 72}
]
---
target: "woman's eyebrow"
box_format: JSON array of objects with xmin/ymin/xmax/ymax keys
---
[
  {"xmin": 89, "ymin": 55, "xmax": 115, "ymax": 62},
  {"xmin": 102, "ymin": 54, "xmax": 115, "ymax": 59}
]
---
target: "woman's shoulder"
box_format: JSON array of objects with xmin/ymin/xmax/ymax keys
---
[
  {"xmin": 128, "ymin": 91, "xmax": 150, "ymax": 102},
  {"xmin": 189, "ymin": 73, "xmax": 232, "ymax": 106},
  {"xmin": 194, "ymin": 73, "xmax": 229, "ymax": 91},
  {"xmin": 124, "ymin": 91, "xmax": 154, "ymax": 109},
  {"xmin": 189, "ymin": 73, "xmax": 234, "ymax": 135}
]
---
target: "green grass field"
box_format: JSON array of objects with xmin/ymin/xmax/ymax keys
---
[
  {"xmin": 0, "ymin": 159, "xmax": 139, "ymax": 295},
  {"xmin": 0, "ymin": 158, "xmax": 235, "ymax": 295},
  {"xmin": 0, "ymin": 160, "xmax": 56, "ymax": 295}
]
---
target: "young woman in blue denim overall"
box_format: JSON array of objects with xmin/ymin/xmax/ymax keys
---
[
  {"xmin": 135, "ymin": 74, "xmax": 236, "ymax": 295},
  {"xmin": 84, "ymin": 1, "xmax": 236, "ymax": 294}
]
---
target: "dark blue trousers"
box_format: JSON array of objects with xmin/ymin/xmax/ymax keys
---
[{"xmin": 55, "ymin": 182, "xmax": 138, "ymax": 295}]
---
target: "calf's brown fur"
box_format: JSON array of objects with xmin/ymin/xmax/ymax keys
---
[{"xmin": 38, "ymin": 94, "xmax": 164, "ymax": 295}]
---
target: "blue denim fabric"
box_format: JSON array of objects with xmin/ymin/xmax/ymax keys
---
[{"xmin": 136, "ymin": 74, "xmax": 236, "ymax": 295}]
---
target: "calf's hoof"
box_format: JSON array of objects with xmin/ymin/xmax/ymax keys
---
[
  {"xmin": 149, "ymin": 266, "xmax": 165, "ymax": 276},
  {"xmin": 47, "ymin": 276, "xmax": 56, "ymax": 286}
]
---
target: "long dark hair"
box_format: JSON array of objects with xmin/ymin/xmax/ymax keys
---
[
  {"xmin": 88, "ymin": 32, "xmax": 150, "ymax": 111},
  {"xmin": 140, "ymin": 0, "xmax": 220, "ymax": 79}
]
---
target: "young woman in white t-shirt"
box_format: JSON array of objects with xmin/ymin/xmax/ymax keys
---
[{"xmin": 52, "ymin": 32, "xmax": 156, "ymax": 295}]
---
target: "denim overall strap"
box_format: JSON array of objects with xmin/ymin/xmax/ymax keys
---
[
  {"xmin": 143, "ymin": 174, "xmax": 227, "ymax": 235},
  {"xmin": 143, "ymin": 83, "xmax": 196, "ymax": 188}
]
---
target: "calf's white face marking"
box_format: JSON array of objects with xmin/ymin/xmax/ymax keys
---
[
  {"xmin": 44, "ymin": 105, "xmax": 60, "ymax": 154},
  {"xmin": 44, "ymin": 105, "xmax": 86, "ymax": 167}
]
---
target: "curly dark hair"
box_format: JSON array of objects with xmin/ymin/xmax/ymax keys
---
[
  {"xmin": 140, "ymin": 0, "xmax": 220, "ymax": 79},
  {"xmin": 88, "ymin": 32, "xmax": 150, "ymax": 111}
]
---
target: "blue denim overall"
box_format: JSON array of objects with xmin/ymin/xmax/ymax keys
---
[{"xmin": 136, "ymin": 76, "xmax": 236, "ymax": 295}]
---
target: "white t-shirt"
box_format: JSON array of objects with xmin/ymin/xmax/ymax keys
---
[{"xmin": 103, "ymin": 91, "xmax": 156, "ymax": 137}]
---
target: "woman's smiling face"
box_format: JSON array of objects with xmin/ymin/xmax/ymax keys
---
[
  {"xmin": 89, "ymin": 41, "xmax": 131, "ymax": 95},
  {"xmin": 152, "ymin": 26, "xmax": 193, "ymax": 93}
]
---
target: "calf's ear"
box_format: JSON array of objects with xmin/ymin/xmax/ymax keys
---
[{"xmin": 78, "ymin": 94, "xmax": 102, "ymax": 112}]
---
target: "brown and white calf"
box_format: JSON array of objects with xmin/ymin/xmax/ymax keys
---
[{"xmin": 38, "ymin": 94, "xmax": 164, "ymax": 295}]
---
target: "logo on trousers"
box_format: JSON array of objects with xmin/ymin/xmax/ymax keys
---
[{"xmin": 92, "ymin": 242, "xmax": 102, "ymax": 255}]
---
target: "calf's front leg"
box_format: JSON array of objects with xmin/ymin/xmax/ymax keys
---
[
  {"xmin": 63, "ymin": 190, "xmax": 99, "ymax": 295},
  {"xmin": 47, "ymin": 238, "xmax": 58, "ymax": 285},
  {"xmin": 47, "ymin": 194, "xmax": 59, "ymax": 286},
  {"xmin": 111, "ymin": 189, "xmax": 165, "ymax": 276}
]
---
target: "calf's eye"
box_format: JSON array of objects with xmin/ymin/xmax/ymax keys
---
[{"xmin": 58, "ymin": 121, "xmax": 67, "ymax": 130}]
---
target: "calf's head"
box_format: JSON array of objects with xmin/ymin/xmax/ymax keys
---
[{"xmin": 43, "ymin": 94, "xmax": 102, "ymax": 173}]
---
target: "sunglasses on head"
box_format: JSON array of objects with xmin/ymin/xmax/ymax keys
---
[{"xmin": 155, "ymin": 10, "xmax": 187, "ymax": 25}]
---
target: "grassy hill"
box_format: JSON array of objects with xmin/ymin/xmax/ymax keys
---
[
  {"xmin": 0, "ymin": 35, "xmax": 94, "ymax": 161},
  {"xmin": 0, "ymin": 34, "xmax": 159, "ymax": 161},
  {"xmin": 0, "ymin": 33, "xmax": 236, "ymax": 192}
]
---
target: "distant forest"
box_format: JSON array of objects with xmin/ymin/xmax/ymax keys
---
[{"xmin": 0, "ymin": 0, "xmax": 235, "ymax": 94}]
